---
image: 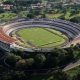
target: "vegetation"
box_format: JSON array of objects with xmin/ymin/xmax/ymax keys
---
[
  {"xmin": 16, "ymin": 28, "xmax": 66, "ymax": 48},
  {"xmin": 0, "ymin": 12, "xmax": 17, "ymax": 22},
  {"xmin": 19, "ymin": 11, "xmax": 29, "ymax": 18},
  {"xmin": 0, "ymin": 0, "xmax": 80, "ymax": 80},
  {"xmin": 0, "ymin": 44, "xmax": 80, "ymax": 80},
  {"xmin": 66, "ymin": 66, "xmax": 80, "ymax": 80},
  {"xmin": 0, "ymin": 0, "xmax": 80, "ymax": 23}
]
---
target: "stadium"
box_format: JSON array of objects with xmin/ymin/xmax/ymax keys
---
[{"xmin": 0, "ymin": 18, "xmax": 80, "ymax": 52}]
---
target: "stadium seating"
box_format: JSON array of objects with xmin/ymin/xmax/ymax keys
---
[{"xmin": 0, "ymin": 18, "xmax": 80, "ymax": 51}]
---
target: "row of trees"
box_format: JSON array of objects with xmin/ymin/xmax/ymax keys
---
[
  {"xmin": 5, "ymin": 44, "xmax": 80, "ymax": 71},
  {"xmin": 0, "ymin": 44, "xmax": 80, "ymax": 80},
  {"xmin": 0, "ymin": 66, "xmax": 69, "ymax": 80},
  {"xmin": 0, "ymin": 0, "xmax": 80, "ymax": 23}
]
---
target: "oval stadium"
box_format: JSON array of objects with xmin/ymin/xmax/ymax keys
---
[{"xmin": 0, "ymin": 18, "xmax": 80, "ymax": 52}]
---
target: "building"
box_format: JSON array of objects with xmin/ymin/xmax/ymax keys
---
[
  {"xmin": 0, "ymin": 2, "xmax": 13, "ymax": 10},
  {"xmin": 61, "ymin": 0, "xmax": 77, "ymax": 3},
  {"xmin": 31, "ymin": 3, "xmax": 44, "ymax": 9}
]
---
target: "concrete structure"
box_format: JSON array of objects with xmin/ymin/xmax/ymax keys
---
[{"xmin": 0, "ymin": 19, "xmax": 80, "ymax": 52}]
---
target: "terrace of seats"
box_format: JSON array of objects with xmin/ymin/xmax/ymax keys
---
[
  {"xmin": 3, "ymin": 19, "xmax": 80, "ymax": 39},
  {"xmin": 1, "ymin": 18, "xmax": 80, "ymax": 50},
  {"xmin": 0, "ymin": 28, "xmax": 16, "ymax": 44}
]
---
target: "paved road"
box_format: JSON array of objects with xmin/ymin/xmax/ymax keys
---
[
  {"xmin": 62, "ymin": 35, "xmax": 80, "ymax": 71},
  {"xmin": 63, "ymin": 59, "xmax": 80, "ymax": 71}
]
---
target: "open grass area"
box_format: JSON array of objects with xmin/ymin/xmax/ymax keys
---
[
  {"xmin": 47, "ymin": 28, "xmax": 68, "ymax": 39},
  {"xmin": 16, "ymin": 28, "xmax": 66, "ymax": 48},
  {"xmin": 46, "ymin": 13, "xmax": 63, "ymax": 19}
]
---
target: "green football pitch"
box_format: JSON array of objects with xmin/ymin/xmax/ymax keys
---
[{"xmin": 16, "ymin": 28, "xmax": 67, "ymax": 48}]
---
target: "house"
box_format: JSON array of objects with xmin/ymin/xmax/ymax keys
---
[
  {"xmin": 0, "ymin": 3, "xmax": 13, "ymax": 10},
  {"xmin": 31, "ymin": 3, "xmax": 45, "ymax": 9}
]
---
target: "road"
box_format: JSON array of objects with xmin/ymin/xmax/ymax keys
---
[
  {"xmin": 63, "ymin": 35, "xmax": 80, "ymax": 71},
  {"xmin": 63, "ymin": 59, "xmax": 80, "ymax": 71}
]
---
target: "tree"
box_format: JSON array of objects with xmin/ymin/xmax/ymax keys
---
[
  {"xmin": 16, "ymin": 59, "xmax": 27, "ymax": 69},
  {"xmin": 5, "ymin": 54, "xmax": 21, "ymax": 67},
  {"xmin": 51, "ymin": 70, "xmax": 69, "ymax": 80},
  {"xmin": 12, "ymin": 71, "xmax": 27, "ymax": 80},
  {"xmin": 70, "ymin": 16, "xmax": 80, "ymax": 23},
  {"xmin": 26, "ymin": 58, "xmax": 35, "ymax": 66},
  {"xmin": 1, "ymin": 74, "xmax": 12, "ymax": 80},
  {"xmin": 35, "ymin": 54, "xmax": 46, "ymax": 64},
  {"xmin": 19, "ymin": 11, "xmax": 29, "ymax": 18},
  {"xmin": 41, "ymin": 13, "xmax": 46, "ymax": 18},
  {"xmin": 27, "ymin": 13, "xmax": 34, "ymax": 19}
]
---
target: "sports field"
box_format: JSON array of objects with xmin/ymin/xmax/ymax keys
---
[{"xmin": 16, "ymin": 28, "xmax": 66, "ymax": 48}]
